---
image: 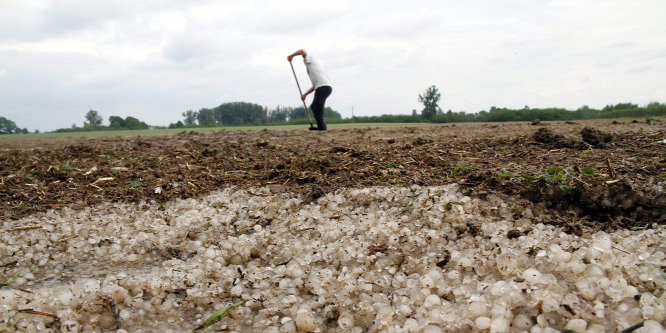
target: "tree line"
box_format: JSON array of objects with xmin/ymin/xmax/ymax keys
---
[
  {"xmin": 52, "ymin": 110, "xmax": 150, "ymax": 133},
  {"xmin": 347, "ymin": 102, "xmax": 666, "ymax": 125},
  {"xmin": 402, "ymin": 85, "xmax": 666, "ymax": 124},
  {"xmin": 0, "ymin": 117, "xmax": 31, "ymax": 134},
  {"xmin": 1, "ymin": 86, "xmax": 665, "ymax": 134},
  {"xmin": 170, "ymin": 97, "xmax": 666, "ymax": 127},
  {"xmin": 169, "ymin": 102, "xmax": 342, "ymax": 128},
  {"xmin": 428, "ymin": 102, "xmax": 666, "ymax": 124}
]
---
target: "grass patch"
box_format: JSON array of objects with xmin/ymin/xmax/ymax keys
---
[
  {"xmin": 0, "ymin": 123, "xmax": 429, "ymax": 140},
  {"xmin": 193, "ymin": 300, "xmax": 245, "ymax": 332}
]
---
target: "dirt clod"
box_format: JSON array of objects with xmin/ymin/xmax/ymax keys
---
[
  {"xmin": 532, "ymin": 127, "xmax": 577, "ymax": 148},
  {"xmin": 303, "ymin": 184, "xmax": 326, "ymax": 203},
  {"xmin": 580, "ymin": 126, "xmax": 613, "ymax": 147}
]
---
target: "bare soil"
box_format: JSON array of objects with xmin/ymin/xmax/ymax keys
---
[{"xmin": 2, "ymin": 119, "xmax": 665, "ymax": 232}]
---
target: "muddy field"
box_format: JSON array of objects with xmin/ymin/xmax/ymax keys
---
[
  {"xmin": 2, "ymin": 119, "xmax": 665, "ymax": 231},
  {"xmin": 1, "ymin": 120, "xmax": 666, "ymax": 333}
]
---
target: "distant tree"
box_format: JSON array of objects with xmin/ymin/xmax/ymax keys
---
[
  {"xmin": 197, "ymin": 108, "xmax": 216, "ymax": 125},
  {"xmin": 123, "ymin": 116, "xmax": 149, "ymax": 130},
  {"xmin": 182, "ymin": 110, "xmax": 198, "ymax": 125},
  {"xmin": 34, "ymin": 129, "xmax": 40, "ymax": 134},
  {"xmin": 323, "ymin": 106, "xmax": 342, "ymax": 119},
  {"xmin": 575, "ymin": 105, "xmax": 598, "ymax": 119},
  {"xmin": 602, "ymin": 103, "xmax": 638, "ymax": 112},
  {"xmin": 268, "ymin": 106, "xmax": 289, "ymax": 123},
  {"xmin": 85, "ymin": 109, "xmax": 103, "ymax": 129},
  {"xmin": 288, "ymin": 106, "xmax": 308, "ymax": 121},
  {"xmin": 109, "ymin": 116, "xmax": 125, "ymax": 129},
  {"xmin": 615, "ymin": 103, "xmax": 638, "ymax": 110},
  {"xmin": 418, "ymin": 85, "xmax": 441, "ymax": 120},
  {"xmin": 0, "ymin": 116, "xmax": 20, "ymax": 134},
  {"xmin": 108, "ymin": 115, "xmax": 149, "ymax": 130},
  {"xmin": 213, "ymin": 102, "xmax": 266, "ymax": 126}
]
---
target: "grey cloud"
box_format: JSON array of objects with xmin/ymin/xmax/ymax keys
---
[
  {"xmin": 0, "ymin": 1, "xmax": 213, "ymax": 41},
  {"xmin": 163, "ymin": 39, "xmax": 213, "ymax": 64},
  {"xmin": 0, "ymin": 2, "xmax": 130, "ymax": 41}
]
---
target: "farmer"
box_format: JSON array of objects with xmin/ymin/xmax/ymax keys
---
[{"xmin": 287, "ymin": 49, "xmax": 332, "ymax": 131}]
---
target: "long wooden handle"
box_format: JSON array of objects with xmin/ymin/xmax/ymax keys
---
[{"xmin": 289, "ymin": 62, "xmax": 314, "ymax": 127}]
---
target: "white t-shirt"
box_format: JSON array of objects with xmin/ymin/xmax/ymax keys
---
[{"xmin": 304, "ymin": 54, "xmax": 331, "ymax": 89}]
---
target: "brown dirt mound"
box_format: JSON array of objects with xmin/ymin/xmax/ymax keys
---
[
  {"xmin": 531, "ymin": 127, "xmax": 578, "ymax": 148},
  {"xmin": 580, "ymin": 126, "xmax": 613, "ymax": 147}
]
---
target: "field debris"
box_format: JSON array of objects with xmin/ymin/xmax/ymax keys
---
[
  {"xmin": 193, "ymin": 300, "xmax": 245, "ymax": 332},
  {"xmin": 0, "ymin": 120, "xmax": 665, "ymax": 331},
  {"xmin": 4, "ymin": 225, "xmax": 44, "ymax": 232}
]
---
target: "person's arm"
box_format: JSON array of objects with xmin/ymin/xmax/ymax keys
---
[
  {"xmin": 301, "ymin": 86, "xmax": 314, "ymax": 101},
  {"xmin": 287, "ymin": 49, "xmax": 307, "ymax": 62}
]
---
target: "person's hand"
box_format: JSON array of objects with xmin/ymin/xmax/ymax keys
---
[
  {"xmin": 287, "ymin": 55, "xmax": 293, "ymax": 62},
  {"xmin": 301, "ymin": 94, "xmax": 306, "ymax": 101}
]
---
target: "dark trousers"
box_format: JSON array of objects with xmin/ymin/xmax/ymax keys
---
[{"xmin": 310, "ymin": 86, "xmax": 332, "ymax": 130}]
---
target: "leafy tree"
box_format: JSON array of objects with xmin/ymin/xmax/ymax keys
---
[
  {"xmin": 197, "ymin": 108, "xmax": 216, "ymax": 125},
  {"xmin": 108, "ymin": 116, "xmax": 125, "ymax": 129},
  {"xmin": 288, "ymin": 106, "xmax": 308, "ymax": 121},
  {"xmin": 85, "ymin": 109, "xmax": 103, "ymax": 129},
  {"xmin": 124, "ymin": 116, "xmax": 149, "ymax": 130},
  {"xmin": 182, "ymin": 110, "xmax": 198, "ymax": 125},
  {"xmin": 108, "ymin": 116, "xmax": 148, "ymax": 130},
  {"xmin": 418, "ymin": 85, "xmax": 441, "ymax": 120},
  {"xmin": 214, "ymin": 102, "xmax": 266, "ymax": 125},
  {"xmin": 574, "ymin": 105, "xmax": 598, "ymax": 119},
  {"xmin": 324, "ymin": 107, "xmax": 342, "ymax": 119},
  {"xmin": 168, "ymin": 121, "xmax": 185, "ymax": 128},
  {"xmin": 0, "ymin": 116, "xmax": 20, "ymax": 134},
  {"xmin": 268, "ymin": 106, "xmax": 290, "ymax": 123},
  {"xmin": 284, "ymin": 105, "xmax": 340, "ymax": 122},
  {"xmin": 602, "ymin": 103, "xmax": 638, "ymax": 112}
]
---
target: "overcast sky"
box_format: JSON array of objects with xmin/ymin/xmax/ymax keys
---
[{"xmin": 1, "ymin": 0, "xmax": 665, "ymax": 132}]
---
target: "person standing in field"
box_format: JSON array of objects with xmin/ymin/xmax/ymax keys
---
[{"xmin": 287, "ymin": 49, "xmax": 332, "ymax": 131}]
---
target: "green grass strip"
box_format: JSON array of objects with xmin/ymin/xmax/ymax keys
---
[
  {"xmin": 192, "ymin": 300, "xmax": 245, "ymax": 332},
  {"xmin": 0, "ymin": 273, "xmax": 20, "ymax": 287}
]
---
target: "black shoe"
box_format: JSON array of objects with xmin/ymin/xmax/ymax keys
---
[{"xmin": 309, "ymin": 127, "xmax": 318, "ymax": 130}]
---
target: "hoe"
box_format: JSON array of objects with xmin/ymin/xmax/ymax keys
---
[{"xmin": 289, "ymin": 61, "xmax": 317, "ymax": 130}]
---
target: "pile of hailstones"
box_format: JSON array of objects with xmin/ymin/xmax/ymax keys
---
[{"xmin": 1, "ymin": 183, "xmax": 665, "ymax": 333}]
